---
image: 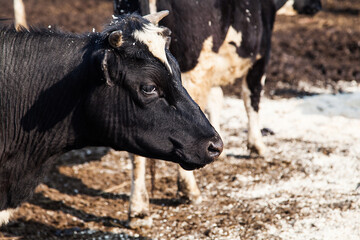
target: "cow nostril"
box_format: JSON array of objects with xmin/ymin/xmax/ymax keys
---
[{"xmin": 207, "ymin": 138, "xmax": 223, "ymax": 159}]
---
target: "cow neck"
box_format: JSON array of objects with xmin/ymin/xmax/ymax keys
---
[{"xmin": 11, "ymin": 31, "xmax": 95, "ymax": 158}]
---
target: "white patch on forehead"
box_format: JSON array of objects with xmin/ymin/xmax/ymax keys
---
[{"xmin": 133, "ymin": 23, "xmax": 172, "ymax": 73}]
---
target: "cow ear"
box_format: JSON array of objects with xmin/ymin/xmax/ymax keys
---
[
  {"xmin": 101, "ymin": 50, "xmax": 114, "ymax": 86},
  {"xmin": 108, "ymin": 30, "xmax": 123, "ymax": 48}
]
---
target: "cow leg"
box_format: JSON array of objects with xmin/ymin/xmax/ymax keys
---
[
  {"xmin": 205, "ymin": 86, "xmax": 224, "ymax": 138},
  {"xmin": 242, "ymin": 58, "xmax": 267, "ymax": 156},
  {"xmin": 175, "ymin": 88, "xmax": 222, "ymax": 204},
  {"xmin": 127, "ymin": 154, "xmax": 152, "ymax": 229},
  {"xmin": 14, "ymin": 0, "xmax": 28, "ymax": 31},
  {"xmin": 177, "ymin": 166, "xmax": 202, "ymax": 204},
  {"xmin": 0, "ymin": 208, "xmax": 15, "ymax": 226}
]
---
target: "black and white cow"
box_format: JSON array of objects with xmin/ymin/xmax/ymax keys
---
[
  {"xmin": 0, "ymin": 12, "xmax": 223, "ymax": 225},
  {"xmin": 275, "ymin": 0, "xmax": 322, "ymax": 15},
  {"xmin": 114, "ymin": 0, "xmax": 321, "ymax": 228}
]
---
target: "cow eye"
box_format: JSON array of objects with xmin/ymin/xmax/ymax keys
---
[{"xmin": 141, "ymin": 85, "xmax": 158, "ymax": 96}]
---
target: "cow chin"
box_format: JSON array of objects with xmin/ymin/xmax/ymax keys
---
[
  {"xmin": 172, "ymin": 149, "xmax": 213, "ymax": 171},
  {"xmin": 179, "ymin": 161, "xmax": 207, "ymax": 171}
]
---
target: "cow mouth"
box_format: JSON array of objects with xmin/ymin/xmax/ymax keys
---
[
  {"xmin": 173, "ymin": 149, "xmax": 208, "ymax": 170},
  {"xmin": 179, "ymin": 161, "xmax": 207, "ymax": 171}
]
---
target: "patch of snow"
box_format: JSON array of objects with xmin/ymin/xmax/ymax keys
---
[
  {"xmin": 300, "ymin": 92, "xmax": 360, "ymax": 119},
  {"xmin": 220, "ymin": 86, "xmax": 360, "ymax": 239}
]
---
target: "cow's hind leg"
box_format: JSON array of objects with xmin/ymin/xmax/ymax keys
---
[
  {"xmin": 177, "ymin": 166, "xmax": 202, "ymax": 204},
  {"xmin": 242, "ymin": 57, "xmax": 267, "ymax": 156},
  {"xmin": 127, "ymin": 154, "xmax": 152, "ymax": 229}
]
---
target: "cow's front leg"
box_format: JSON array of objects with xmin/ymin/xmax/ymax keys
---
[
  {"xmin": 175, "ymin": 88, "xmax": 222, "ymax": 203},
  {"xmin": 177, "ymin": 166, "xmax": 202, "ymax": 204},
  {"xmin": 205, "ymin": 86, "xmax": 224, "ymax": 139},
  {"xmin": 127, "ymin": 154, "xmax": 152, "ymax": 229},
  {"xmin": 242, "ymin": 58, "xmax": 267, "ymax": 156}
]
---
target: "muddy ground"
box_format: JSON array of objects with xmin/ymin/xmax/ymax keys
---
[{"xmin": 0, "ymin": 0, "xmax": 359, "ymax": 239}]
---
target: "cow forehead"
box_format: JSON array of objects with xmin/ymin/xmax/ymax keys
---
[{"xmin": 133, "ymin": 23, "xmax": 172, "ymax": 74}]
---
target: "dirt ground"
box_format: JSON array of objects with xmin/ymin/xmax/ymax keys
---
[{"xmin": 0, "ymin": 0, "xmax": 359, "ymax": 239}]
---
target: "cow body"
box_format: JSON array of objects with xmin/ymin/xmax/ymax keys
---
[
  {"xmin": 0, "ymin": 12, "xmax": 223, "ymax": 225},
  {"xmin": 276, "ymin": 0, "xmax": 322, "ymax": 15},
  {"xmin": 114, "ymin": 0, "xmax": 321, "ymax": 228}
]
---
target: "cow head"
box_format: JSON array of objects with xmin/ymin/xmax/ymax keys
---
[
  {"xmin": 293, "ymin": 0, "xmax": 322, "ymax": 15},
  {"xmin": 276, "ymin": 0, "xmax": 322, "ymax": 15},
  {"xmin": 86, "ymin": 12, "xmax": 223, "ymax": 170}
]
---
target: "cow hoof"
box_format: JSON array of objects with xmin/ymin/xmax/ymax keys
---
[
  {"xmin": 185, "ymin": 193, "xmax": 203, "ymax": 205},
  {"xmin": 248, "ymin": 143, "xmax": 267, "ymax": 157},
  {"xmin": 127, "ymin": 216, "xmax": 152, "ymax": 229},
  {"xmin": 177, "ymin": 190, "xmax": 203, "ymax": 204}
]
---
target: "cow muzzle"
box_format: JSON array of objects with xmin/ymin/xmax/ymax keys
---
[
  {"xmin": 206, "ymin": 135, "xmax": 223, "ymax": 161},
  {"xmin": 178, "ymin": 134, "xmax": 223, "ymax": 171}
]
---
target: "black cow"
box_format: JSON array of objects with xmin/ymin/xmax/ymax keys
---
[
  {"xmin": 113, "ymin": 0, "xmax": 321, "ymax": 228},
  {"xmin": 275, "ymin": 0, "xmax": 322, "ymax": 15},
  {"xmin": 0, "ymin": 12, "xmax": 223, "ymax": 225},
  {"xmin": 116, "ymin": 0, "xmax": 322, "ymax": 16}
]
